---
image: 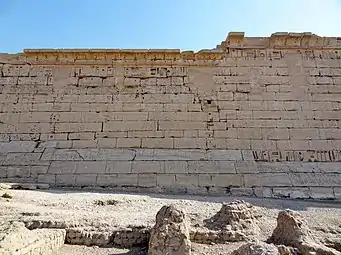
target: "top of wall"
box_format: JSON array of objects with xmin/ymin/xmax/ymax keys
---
[{"xmin": 2, "ymin": 32, "xmax": 341, "ymax": 65}]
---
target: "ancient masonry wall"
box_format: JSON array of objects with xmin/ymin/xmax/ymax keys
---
[{"xmin": 0, "ymin": 32, "xmax": 341, "ymax": 200}]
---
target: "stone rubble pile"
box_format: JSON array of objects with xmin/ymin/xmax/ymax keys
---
[
  {"xmin": 148, "ymin": 205, "xmax": 191, "ymax": 255},
  {"xmin": 268, "ymin": 209, "xmax": 340, "ymax": 255}
]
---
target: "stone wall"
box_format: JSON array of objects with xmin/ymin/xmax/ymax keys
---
[{"xmin": 1, "ymin": 32, "xmax": 341, "ymax": 200}]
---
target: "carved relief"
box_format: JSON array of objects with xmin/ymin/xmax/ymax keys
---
[
  {"xmin": 124, "ymin": 67, "xmax": 187, "ymax": 78},
  {"xmin": 252, "ymin": 150, "xmax": 341, "ymax": 162}
]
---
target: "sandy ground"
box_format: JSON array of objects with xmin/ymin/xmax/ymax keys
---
[{"xmin": 1, "ymin": 188, "xmax": 341, "ymax": 254}]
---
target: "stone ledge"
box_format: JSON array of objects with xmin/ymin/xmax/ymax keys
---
[{"xmin": 19, "ymin": 32, "xmax": 341, "ymax": 64}]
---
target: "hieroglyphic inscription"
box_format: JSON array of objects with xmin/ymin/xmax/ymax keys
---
[
  {"xmin": 253, "ymin": 150, "xmax": 341, "ymax": 162},
  {"xmin": 124, "ymin": 67, "xmax": 187, "ymax": 78}
]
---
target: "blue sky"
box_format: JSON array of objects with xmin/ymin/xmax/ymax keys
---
[{"xmin": 1, "ymin": 0, "xmax": 341, "ymax": 53}]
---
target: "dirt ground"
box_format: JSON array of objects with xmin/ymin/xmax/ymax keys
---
[{"xmin": 1, "ymin": 188, "xmax": 341, "ymax": 255}]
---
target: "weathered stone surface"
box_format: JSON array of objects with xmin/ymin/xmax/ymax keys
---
[
  {"xmin": 231, "ymin": 241, "xmax": 280, "ymax": 255},
  {"xmin": 0, "ymin": 221, "xmax": 65, "ymax": 255},
  {"xmin": 202, "ymin": 200, "xmax": 262, "ymax": 242},
  {"xmin": 268, "ymin": 210, "xmax": 340, "ymax": 255},
  {"xmin": 1, "ymin": 32, "xmax": 341, "ymax": 200},
  {"xmin": 148, "ymin": 205, "xmax": 191, "ymax": 255}
]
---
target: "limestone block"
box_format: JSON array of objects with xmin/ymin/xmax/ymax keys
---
[
  {"xmin": 244, "ymin": 173, "xmax": 292, "ymax": 187},
  {"xmin": 97, "ymin": 174, "xmax": 118, "ymax": 186},
  {"xmin": 76, "ymin": 149, "xmax": 135, "ymax": 161},
  {"xmin": 174, "ymin": 138, "xmax": 206, "ymax": 149},
  {"xmin": 106, "ymin": 161, "xmax": 132, "ymax": 173},
  {"xmin": 104, "ymin": 121, "xmax": 157, "ymax": 131},
  {"xmin": 124, "ymin": 77, "xmax": 140, "ymax": 87},
  {"xmin": 97, "ymin": 138, "xmax": 117, "ymax": 148},
  {"xmin": 188, "ymin": 161, "xmax": 235, "ymax": 174},
  {"xmin": 175, "ymin": 174, "xmax": 199, "ymax": 187},
  {"xmin": 138, "ymin": 173, "xmax": 157, "ymax": 187},
  {"xmin": 164, "ymin": 161, "xmax": 188, "ymax": 174},
  {"xmin": 272, "ymin": 187, "xmax": 311, "ymax": 199},
  {"xmin": 32, "ymin": 103, "xmax": 71, "ymax": 112},
  {"xmin": 153, "ymin": 149, "xmax": 207, "ymax": 161},
  {"xmin": 38, "ymin": 174, "xmax": 56, "ymax": 184},
  {"xmin": 6, "ymin": 166, "xmax": 31, "ymax": 178},
  {"xmin": 157, "ymin": 174, "xmax": 176, "ymax": 187},
  {"xmin": 75, "ymin": 161, "xmax": 106, "ymax": 174},
  {"xmin": 253, "ymin": 187, "xmax": 273, "ymax": 198},
  {"xmin": 2, "ymin": 64, "xmax": 30, "ymax": 76},
  {"xmin": 200, "ymin": 173, "xmax": 242, "ymax": 187},
  {"xmin": 75, "ymin": 174, "xmax": 97, "ymax": 186},
  {"xmin": 18, "ymin": 76, "xmax": 48, "ymax": 85},
  {"xmin": 207, "ymin": 150, "xmax": 242, "ymax": 161},
  {"xmin": 56, "ymin": 174, "xmax": 76, "ymax": 186},
  {"xmin": 55, "ymin": 123, "xmax": 101, "ymax": 132},
  {"xmin": 0, "ymin": 167, "xmax": 7, "ymax": 178},
  {"xmin": 142, "ymin": 138, "xmax": 173, "ymax": 149},
  {"xmin": 159, "ymin": 121, "xmax": 206, "ymax": 130},
  {"xmin": 334, "ymin": 187, "xmax": 341, "ymax": 199},
  {"xmin": 0, "ymin": 141, "xmax": 37, "ymax": 153},
  {"xmin": 117, "ymin": 173, "xmax": 138, "ymax": 186},
  {"xmin": 74, "ymin": 66, "xmax": 114, "ymax": 77},
  {"xmin": 117, "ymin": 138, "xmax": 141, "ymax": 148},
  {"xmin": 309, "ymin": 187, "xmax": 335, "ymax": 200},
  {"xmin": 42, "ymin": 149, "xmax": 83, "ymax": 161},
  {"xmin": 78, "ymin": 77, "xmax": 102, "ymax": 86},
  {"xmin": 289, "ymin": 173, "xmax": 341, "ymax": 187},
  {"xmin": 72, "ymin": 140, "xmax": 98, "ymax": 149},
  {"xmin": 48, "ymin": 161, "xmax": 76, "ymax": 174},
  {"xmin": 0, "ymin": 77, "xmax": 18, "ymax": 85},
  {"xmin": 128, "ymin": 131, "xmax": 164, "ymax": 138},
  {"xmin": 29, "ymin": 66, "xmax": 53, "ymax": 76},
  {"xmin": 132, "ymin": 161, "xmax": 165, "ymax": 173}
]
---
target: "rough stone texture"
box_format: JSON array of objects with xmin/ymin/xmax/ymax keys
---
[
  {"xmin": 148, "ymin": 205, "xmax": 191, "ymax": 255},
  {"xmin": 200, "ymin": 200, "xmax": 262, "ymax": 242},
  {"xmin": 268, "ymin": 210, "xmax": 340, "ymax": 255},
  {"xmin": 0, "ymin": 221, "xmax": 65, "ymax": 255},
  {"xmin": 231, "ymin": 241, "xmax": 280, "ymax": 255},
  {"xmin": 1, "ymin": 32, "xmax": 341, "ymax": 200}
]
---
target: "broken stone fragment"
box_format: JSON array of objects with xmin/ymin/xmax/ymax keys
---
[
  {"xmin": 231, "ymin": 241, "xmax": 280, "ymax": 255},
  {"xmin": 0, "ymin": 221, "xmax": 65, "ymax": 255},
  {"xmin": 204, "ymin": 200, "xmax": 262, "ymax": 240},
  {"xmin": 268, "ymin": 209, "xmax": 340, "ymax": 255},
  {"xmin": 148, "ymin": 205, "xmax": 191, "ymax": 255}
]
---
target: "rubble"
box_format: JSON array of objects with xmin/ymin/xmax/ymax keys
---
[
  {"xmin": 148, "ymin": 205, "xmax": 191, "ymax": 255},
  {"xmin": 268, "ymin": 210, "xmax": 340, "ymax": 255},
  {"xmin": 0, "ymin": 221, "xmax": 65, "ymax": 255}
]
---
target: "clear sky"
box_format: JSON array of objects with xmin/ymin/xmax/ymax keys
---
[{"xmin": 1, "ymin": 0, "xmax": 341, "ymax": 53}]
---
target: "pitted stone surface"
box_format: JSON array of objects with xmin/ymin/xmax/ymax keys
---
[
  {"xmin": 0, "ymin": 221, "xmax": 65, "ymax": 255},
  {"xmin": 268, "ymin": 210, "xmax": 340, "ymax": 255},
  {"xmin": 148, "ymin": 205, "xmax": 191, "ymax": 255},
  {"xmin": 1, "ymin": 32, "xmax": 341, "ymax": 200}
]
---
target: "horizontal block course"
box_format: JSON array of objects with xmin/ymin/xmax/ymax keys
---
[{"xmin": 1, "ymin": 32, "xmax": 341, "ymax": 200}]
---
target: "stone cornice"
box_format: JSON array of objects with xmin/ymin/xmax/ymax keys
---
[{"xmin": 2, "ymin": 32, "xmax": 339, "ymax": 65}]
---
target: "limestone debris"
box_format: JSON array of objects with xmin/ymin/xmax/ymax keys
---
[
  {"xmin": 231, "ymin": 241, "xmax": 280, "ymax": 255},
  {"xmin": 268, "ymin": 210, "xmax": 340, "ymax": 255},
  {"xmin": 0, "ymin": 221, "xmax": 65, "ymax": 255},
  {"xmin": 148, "ymin": 205, "xmax": 191, "ymax": 255},
  {"xmin": 205, "ymin": 200, "xmax": 262, "ymax": 238}
]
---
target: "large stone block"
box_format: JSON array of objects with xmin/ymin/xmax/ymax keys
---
[{"xmin": 0, "ymin": 141, "xmax": 37, "ymax": 153}]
